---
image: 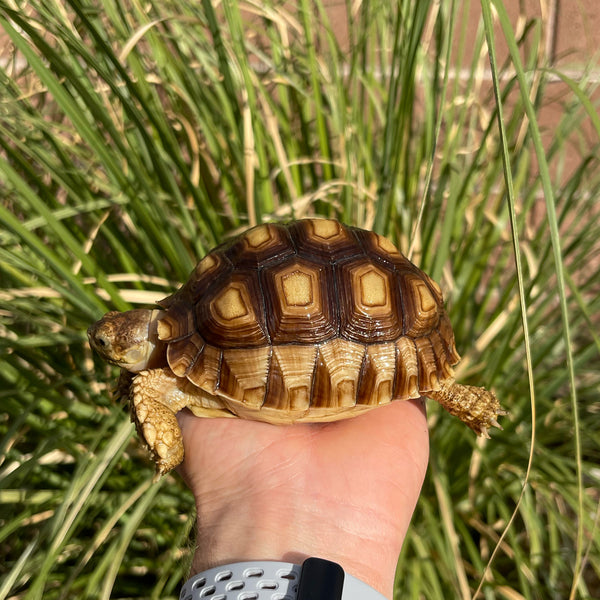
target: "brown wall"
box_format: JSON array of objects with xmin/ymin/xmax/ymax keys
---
[
  {"xmin": 2, "ymin": 1, "xmax": 597, "ymax": 173},
  {"xmin": 322, "ymin": 0, "xmax": 598, "ymax": 67},
  {"xmin": 3, "ymin": 2, "xmax": 597, "ymax": 70},
  {"xmin": 319, "ymin": 0, "xmax": 598, "ymax": 181}
]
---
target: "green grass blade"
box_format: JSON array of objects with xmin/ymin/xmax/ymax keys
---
[
  {"xmin": 475, "ymin": 1, "xmax": 537, "ymax": 594},
  {"xmin": 487, "ymin": 2, "xmax": 584, "ymax": 596}
]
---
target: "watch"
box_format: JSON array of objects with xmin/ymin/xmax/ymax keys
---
[{"xmin": 180, "ymin": 557, "xmax": 387, "ymax": 599}]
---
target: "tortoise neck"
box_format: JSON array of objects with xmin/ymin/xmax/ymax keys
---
[{"xmin": 146, "ymin": 309, "xmax": 168, "ymax": 369}]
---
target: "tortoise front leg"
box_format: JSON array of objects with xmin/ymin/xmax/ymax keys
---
[
  {"xmin": 129, "ymin": 368, "xmax": 191, "ymax": 477},
  {"xmin": 129, "ymin": 368, "xmax": 233, "ymax": 477}
]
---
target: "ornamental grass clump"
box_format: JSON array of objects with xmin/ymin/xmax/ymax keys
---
[{"xmin": 0, "ymin": 1, "xmax": 599, "ymax": 598}]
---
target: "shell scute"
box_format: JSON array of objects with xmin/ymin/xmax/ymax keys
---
[
  {"xmin": 312, "ymin": 339, "xmax": 365, "ymax": 410},
  {"xmin": 352, "ymin": 228, "xmax": 405, "ymax": 266},
  {"xmin": 185, "ymin": 344, "xmax": 221, "ymax": 392},
  {"xmin": 394, "ymin": 336, "xmax": 420, "ymax": 399},
  {"xmin": 262, "ymin": 258, "xmax": 337, "ymax": 344},
  {"xmin": 264, "ymin": 345, "xmax": 317, "ymax": 412},
  {"xmin": 219, "ymin": 347, "xmax": 271, "ymax": 407},
  {"xmin": 199, "ymin": 271, "xmax": 269, "ymax": 348},
  {"xmin": 288, "ymin": 218, "xmax": 363, "ymax": 263},
  {"xmin": 399, "ymin": 271, "xmax": 441, "ymax": 336},
  {"xmin": 159, "ymin": 252, "xmax": 232, "ymax": 310},
  {"xmin": 356, "ymin": 342, "xmax": 396, "ymax": 406},
  {"xmin": 429, "ymin": 329, "xmax": 455, "ymax": 380},
  {"xmin": 167, "ymin": 332, "xmax": 204, "ymax": 377},
  {"xmin": 438, "ymin": 312, "xmax": 461, "ymax": 364},
  {"xmin": 157, "ymin": 301, "xmax": 196, "ymax": 342},
  {"xmin": 337, "ymin": 258, "xmax": 401, "ymax": 343},
  {"xmin": 414, "ymin": 336, "xmax": 440, "ymax": 393},
  {"xmin": 224, "ymin": 222, "xmax": 295, "ymax": 268}
]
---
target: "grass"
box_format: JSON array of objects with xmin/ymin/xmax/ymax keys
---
[{"xmin": 1, "ymin": 0, "xmax": 599, "ymax": 598}]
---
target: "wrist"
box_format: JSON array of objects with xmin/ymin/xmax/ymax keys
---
[
  {"xmin": 189, "ymin": 479, "xmax": 401, "ymax": 598},
  {"xmin": 182, "ymin": 557, "xmax": 387, "ymax": 599}
]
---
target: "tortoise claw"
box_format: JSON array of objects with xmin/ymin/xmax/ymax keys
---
[{"xmin": 489, "ymin": 417, "xmax": 503, "ymax": 431}]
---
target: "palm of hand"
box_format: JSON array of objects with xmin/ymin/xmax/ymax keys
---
[{"xmin": 176, "ymin": 399, "xmax": 429, "ymax": 597}]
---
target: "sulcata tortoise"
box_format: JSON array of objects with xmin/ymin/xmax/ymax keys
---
[{"xmin": 88, "ymin": 218, "xmax": 503, "ymax": 475}]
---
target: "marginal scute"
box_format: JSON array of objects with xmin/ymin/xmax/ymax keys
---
[
  {"xmin": 357, "ymin": 342, "xmax": 396, "ymax": 405},
  {"xmin": 438, "ymin": 312, "xmax": 461, "ymax": 365},
  {"xmin": 185, "ymin": 344, "xmax": 221, "ymax": 392},
  {"xmin": 395, "ymin": 336, "xmax": 420, "ymax": 399},
  {"xmin": 312, "ymin": 339, "xmax": 365, "ymax": 409},
  {"xmin": 264, "ymin": 345, "xmax": 317, "ymax": 412},
  {"xmin": 157, "ymin": 304, "xmax": 195, "ymax": 342},
  {"xmin": 219, "ymin": 347, "xmax": 271, "ymax": 407},
  {"xmin": 429, "ymin": 329, "xmax": 455, "ymax": 380},
  {"xmin": 414, "ymin": 336, "xmax": 440, "ymax": 393},
  {"xmin": 167, "ymin": 332, "xmax": 204, "ymax": 376}
]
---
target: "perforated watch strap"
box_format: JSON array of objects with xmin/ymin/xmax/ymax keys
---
[{"xmin": 180, "ymin": 558, "xmax": 387, "ymax": 600}]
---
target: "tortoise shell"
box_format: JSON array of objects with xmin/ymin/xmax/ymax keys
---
[{"xmin": 155, "ymin": 218, "xmax": 460, "ymax": 421}]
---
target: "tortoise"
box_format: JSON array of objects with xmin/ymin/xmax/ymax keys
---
[{"xmin": 88, "ymin": 218, "xmax": 503, "ymax": 475}]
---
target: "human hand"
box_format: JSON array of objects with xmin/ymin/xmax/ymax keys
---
[{"xmin": 176, "ymin": 399, "xmax": 429, "ymax": 599}]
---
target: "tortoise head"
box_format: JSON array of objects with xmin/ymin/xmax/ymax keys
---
[{"xmin": 88, "ymin": 309, "xmax": 165, "ymax": 372}]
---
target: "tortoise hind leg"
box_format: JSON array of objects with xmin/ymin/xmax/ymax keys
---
[{"xmin": 427, "ymin": 379, "xmax": 505, "ymax": 437}]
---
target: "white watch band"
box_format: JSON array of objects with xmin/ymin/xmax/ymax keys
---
[{"xmin": 180, "ymin": 558, "xmax": 387, "ymax": 600}]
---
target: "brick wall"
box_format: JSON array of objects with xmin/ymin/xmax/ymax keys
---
[
  {"xmin": 320, "ymin": 0, "xmax": 598, "ymax": 181},
  {"xmin": 2, "ymin": 0, "xmax": 597, "ymax": 173},
  {"xmin": 322, "ymin": 0, "xmax": 598, "ymax": 68}
]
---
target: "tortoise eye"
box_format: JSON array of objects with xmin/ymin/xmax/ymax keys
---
[{"xmin": 94, "ymin": 334, "xmax": 109, "ymax": 348}]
